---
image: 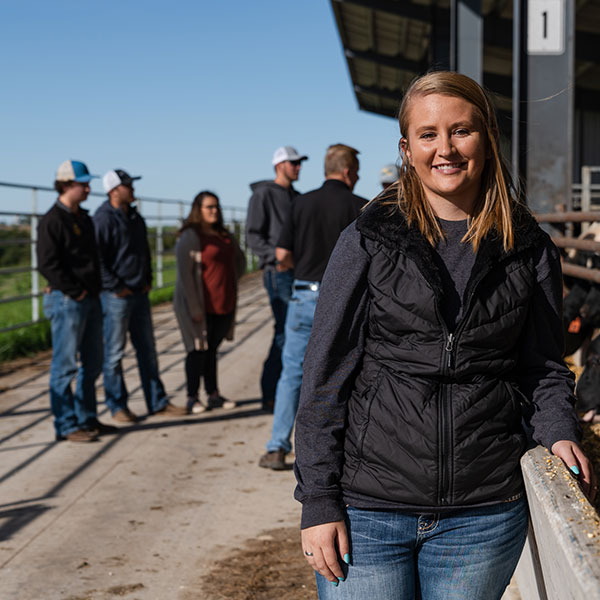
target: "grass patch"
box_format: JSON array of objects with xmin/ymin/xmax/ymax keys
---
[
  {"xmin": 0, "ymin": 287, "xmax": 176, "ymax": 363},
  {"xmin": 0, "ymin": 321, "xmax": 52, "ymax": 363},
  {"xmin": 0, "ymin": 257, "xmax": 177, "ymax": 363},
  {"xmin": 0, "ymin": 248, "xmax": 255, "ymax": 363}
]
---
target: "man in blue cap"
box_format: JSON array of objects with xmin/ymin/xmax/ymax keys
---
[
  {"xmin": 93, "ymin": 169, "xmax": 185, "ymax": 421},
  {"xmin": 38, "ymin": 160, "xmax": 118, "ymax": 442}
]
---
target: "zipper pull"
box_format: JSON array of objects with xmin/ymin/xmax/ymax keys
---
[{"xmin": 445, "ymin": 333, "xmax": 454, "ymax": 369}]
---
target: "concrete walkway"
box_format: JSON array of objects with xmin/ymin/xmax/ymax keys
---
[
  {"xmin": 0, "ymin": 274, "xmax": 521, "ymax": 600},
  {"xmin": 0, "ymin": 274, "xmax": 301, "ymax": 599}
]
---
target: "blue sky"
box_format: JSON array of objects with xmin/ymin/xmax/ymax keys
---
[{"xmin": 0, "ymin": 1, "xmax": 401, "ymax": 220}]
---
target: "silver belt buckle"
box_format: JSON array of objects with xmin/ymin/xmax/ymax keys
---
[{"xmin": 309, "ymin": 283, "xmax": 319, "ymax": 292}]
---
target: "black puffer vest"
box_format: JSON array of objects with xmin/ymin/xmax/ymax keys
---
[{"xmin": 340, "ymin": 199, "xmax": 548, "ymax": 508}]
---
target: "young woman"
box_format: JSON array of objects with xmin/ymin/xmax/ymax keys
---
[
  {"xmin": 293, "ymin": 71, "xmax": 596, "ymax": 599},
  {"xmin": 174, "ymin": 191, "xmax": 246, "ymax": 414}
]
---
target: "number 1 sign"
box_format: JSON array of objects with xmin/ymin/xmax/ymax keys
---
[{"xmin": 528, "ymin": 0, "xmax": 565, "ymax": 54}]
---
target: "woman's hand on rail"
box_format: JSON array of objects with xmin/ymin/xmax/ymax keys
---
[
  {"xmin": 552, "ymin": 440, "xmax": 597, "ymax": 501},
  {"xmin": 301, "ymin": 521, "xmax": 349, "ymax": 585}
]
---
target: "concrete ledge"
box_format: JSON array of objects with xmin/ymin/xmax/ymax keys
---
[{"xmin": 515, "ymin": 446, "xmax": 600, "ymax": 599}]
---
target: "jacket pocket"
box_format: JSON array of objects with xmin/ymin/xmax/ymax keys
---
[
  {"xmin": 505, "ymin": 381, "xmax": 531, "ymax": 411},
  {"xmin": 42, "ymin": 291, "xmax": 54, "ymax": 319},
  {"xmin": 356, "ymin": 366, "xmax": 384, "ymax": 457},
  {"xmin": 503, "ymin": 381, "xmax": 530, "ymax": 437}
]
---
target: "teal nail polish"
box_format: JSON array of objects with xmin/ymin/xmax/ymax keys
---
[
  {"xmin": 570, "ymin": 465, "xmax": 580, "ymax": 476},
  {"xmin": 338, "ymin": 576, "xmax": 345, "ymax": 582},
  {"xmin": 343, "ymin": 553, "xmax": 351, "ymax": 564},
  {"xmin": 331, "ymin": 580, "xmax": 339, "ymax": 587}
]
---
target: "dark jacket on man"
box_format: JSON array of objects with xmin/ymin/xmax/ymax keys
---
[
  {"xmin": 277, "ymin": 179, "xmax": 366, "ymax": 282},
  {"xmin": 294, "ymin": 199, "xmax": 580, "ymax": 528},
  {"xmin": 246, "ymin": 180, "xmax": 299, "ymax": 270},
  {"xmin": 37, "ymin": 201, "xmax": 102, "ymax": 298},
  {"xmin": 93, "ymin": 200, "xmax": 152, "ymax": 293}
]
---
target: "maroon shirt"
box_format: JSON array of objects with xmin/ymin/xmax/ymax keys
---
[{"xmin": 200, "ymin": 234, "xmax": 236, "ymax": 315}]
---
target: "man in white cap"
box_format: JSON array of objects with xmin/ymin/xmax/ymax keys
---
[
  {"xmin": 246, "ymin": 146, "xmax": 307, "ymax": 412},
  {"xmin": 93, "ymin": 169, "xmax": 186, "ymax": 421},
  {"xmin": 259, "ymin": 143, "xmax": 366, "ymax": 470},
  {"xmin": 38, "ymin": 160, "xmax": 118, "ymax": 442}
]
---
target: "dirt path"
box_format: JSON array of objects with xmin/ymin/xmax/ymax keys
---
[
  {"xmin": 0, "ymin": 274, "xmax": 524, "ymax": 599},
  {"xmin": 0, "ymin": 274, "xmax": 316, "ymax": 599}
]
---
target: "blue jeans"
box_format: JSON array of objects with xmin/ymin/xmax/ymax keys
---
[
  {"xmin": 100, "ymin": 290, "xmax": 168, "ymax": 415},
  {"xmin": 316, "ymin": 497, "xmax": 529, "ymax": 600},
  {"xmin": 266, "ymin": 281, "xmax": 318, "ymax": 453},
  {"xmin": 43, "ymin": 290, "xmax": 103, "ymax": 437},
  {"xmin": 261, "ymin": 268, "xmax": 294, "ymax": 406}
]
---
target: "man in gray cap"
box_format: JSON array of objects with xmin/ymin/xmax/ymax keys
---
[
  {"xmin": 246, "ymin": 146, "xmax": 307, "ymax": 412},
  {"xmin": 94, "ymin": 169, "xmax": 185, "ymax": 422}
]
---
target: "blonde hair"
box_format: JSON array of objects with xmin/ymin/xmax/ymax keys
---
[
  {"xmin": 324, "ymin": 144, "xmax": 359, "ymax": 177},
  {"xmin": 390, "ymin": 71, "xmax": 519, "ymax": 252}
]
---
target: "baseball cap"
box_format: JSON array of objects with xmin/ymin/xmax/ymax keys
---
[
  {"xmin": 272, "ymin": 146, "xmax": 308, "ymax": 166},
  {"xmin": 379, "ymin": 163, "xmax": 399, "ymax": 185},
  {"xmin": 103, "ymin": 169, "xmax": 142, "ymax": 193},
  {"xmin": 55, "ymin": 160, "xmax": 98, "ymax": 183}
]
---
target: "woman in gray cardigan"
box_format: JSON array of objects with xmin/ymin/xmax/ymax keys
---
[{"xmin": 174, "ymin": 191, "xmax": 246, "ymax": 414}]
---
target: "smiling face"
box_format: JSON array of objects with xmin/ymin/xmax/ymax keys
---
[{"xmin": 401, "ymin": 93, "xmax": 488, "ymax": 217}]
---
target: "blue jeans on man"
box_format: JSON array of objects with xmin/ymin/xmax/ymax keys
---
[
  {"xmin": 43, "ymin": 290, "xmax": 103, "ymax": 438},
  {"xmin": 266, "ymin": 280, "xmax": 318, "ymax": 453},
  {"xmin": 100, "ymin": 290, "xmax": 168, "ymax": 415},
  {"xmin": 261, "ymin": 268, "xmax": 294, "ymax": 410}
]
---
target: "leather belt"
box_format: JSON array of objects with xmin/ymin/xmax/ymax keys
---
[{"xmin": 294, "ymin": 282, "xmax": 320, "ymax": 292}]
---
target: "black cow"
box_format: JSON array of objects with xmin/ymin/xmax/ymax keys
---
[
  {"xmin": 576, "ymin": 333, "xmax": 600, "ymax": 422},
  {"xmin": 561, "ymin": 224, "xmax": 600, "ymax": 420}
]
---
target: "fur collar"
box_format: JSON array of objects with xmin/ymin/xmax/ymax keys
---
[{"xmin": 356, "ymin": 197, "xmax": 547, "ymax": 303}]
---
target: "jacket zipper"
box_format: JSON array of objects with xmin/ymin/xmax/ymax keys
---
[
  {"xmin": 436, "ymin": 274, "xmax": 490, "ymax": 505},
  {"xmin": 440, "ymin": 331, "xmax": 453, "ymax": 505},
  {"xmin": 432, "ymin": 296, "xmax": 452, "ymax": 506},
  {"xmin": 445, "ymin": 333, "xmax": 454, "ymax": 369},
  {"xmin": 426, "ymin": 253, "xmax": 506, "ymax": 506}
]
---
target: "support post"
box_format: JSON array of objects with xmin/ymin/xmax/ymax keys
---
[
  {"xmin": 512, "ymin": 0, "xmax": 528, "ymax": 193},
  {"xmin": 156, "ymin": 203, "xmax": 163, "ymax": 289},
  {"xmin": 581, "ymin": 166, "xmax": 592, "ymax": 213},
  {"xmin": 451, "ymin": 0, "xmax": 483, "ymax": 82},
  {"xmin": 178, "ymin": 200, "xmax": 184, "ymax": 228},
  {"xmin": 30, "ymin": 189, "xmax": 39, "ymax": 323},
  {"xmin": 525, "ymin": 0, "xmax": 574, "ymax": 224}
]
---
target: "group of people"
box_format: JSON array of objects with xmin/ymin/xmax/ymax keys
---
[
  {"xmin": 248, "ymin": 71, "xmax": 597, "ymax": 599},
  {"xmin": 38, "ymin": 161, "xmax": 243, "ymax": 443},
  {"xmin": 37, "ymin": 68, "xmax": 598, "ymax": 598}
]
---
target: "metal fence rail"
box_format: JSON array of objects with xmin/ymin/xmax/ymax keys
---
[
  {"xmin": 4, "ymin": 165, "xmax": 597, "ymax": 337},
  {"xmin": 0, "ymin": 181, "xmax": 249, "ymax": 335},
  {"xmin": 536, "ymin": 204, "xmax": 600, "ymax": 285}
]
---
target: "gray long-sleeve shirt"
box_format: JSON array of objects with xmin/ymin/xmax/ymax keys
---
[{"xmin": 245, "ymin": 180, "xmax": 298, "ymax": 269}]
